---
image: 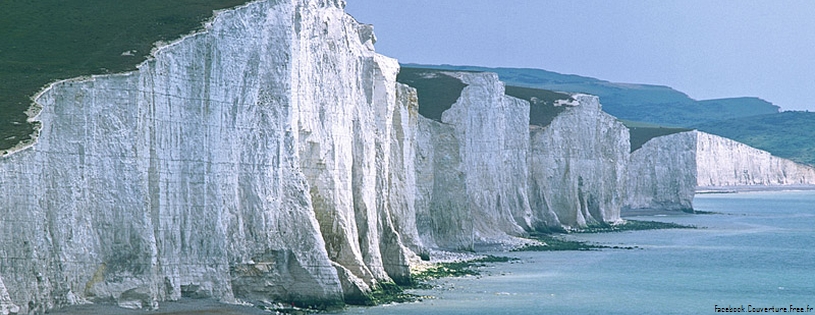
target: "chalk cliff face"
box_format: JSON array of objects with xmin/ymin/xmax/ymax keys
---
[
  {"xmin": 0, "ymin": 0, "xmax": 416, "ymax": 313},
  {"xmin": 527, "ymin": 95, "xmax": 629, "ymax": 228},
  {"xmin": 0, "ymin": 277, "xmax": 19, "ymax": 315},
  {"xmin": 291, "ymin": 0, "xmax": 413, "ymax": 299},
  {"xmin": 411, "ymin": 75, "xmax": 628, "ymax": 246},
  {"xmin": 626, "ymin": 130, "xmax": 815, "ymax": 211},
  {"xmin": 695, "ymin": 131, "xmax": 815, "ymax": 187},
  {"xmin": 626, "ymin": 131, "xmax": 697, "ymax": 211},
  {"xmin": 413, "ymin": 72, "xmax": 529, "ymax": 250},
  {"xmin": 7, "ymin": 0, "xmax": 785, "ymax": 312}
]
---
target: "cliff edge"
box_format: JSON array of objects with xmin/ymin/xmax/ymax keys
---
[
  {"xmin": 0, "ymin": 0, "xmax": 416, "ymax": 312},
  {"xmin": 626, "ymin": 130, "xmax": 815, "ymax": 212}
]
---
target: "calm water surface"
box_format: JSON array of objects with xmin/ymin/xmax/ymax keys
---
[{"xmin": 341, "ymin": 191, "xmax": 815, "ymax": 315}]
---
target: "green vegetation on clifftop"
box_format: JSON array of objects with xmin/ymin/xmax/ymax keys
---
[
  {"xmin": 0, "ymin": 0, "xmax": 250, "ymax": 153},
  {"xmin": 504, "ymin": 85, "xmax": 572, "ymax": 127},
  {"xmin": 408, "ymin": 64, "xmax": 815, "ymax": 165},
  {"xmin": 694, "ymin": 111, "xmax": 815, "ymax": 166},
  {"xmin": 628, "ymin": 126, "xmax": 693, "ymax": 152},
  {"xmin": 403, "ymin": 64, "xmax": 780, "ymax": 127},
  {"xmin": 396, "ymin": 67, "xmax": 468, "ymax": 121}
]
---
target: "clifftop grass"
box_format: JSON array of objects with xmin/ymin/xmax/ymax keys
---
[
  {"xmin": 0, "ymin": 0, "xmax": 250, "ymax": 153},
  {"xmin": 396, "ymin": 67, "xmax": 468, "ymax": 121},
  {"xmin": 694, "ymin": 111, "xmax": 815, "ymax": 166},
  {"xmin": 628, "ymin": 125, "xmax": 693, "ymax": 152},
  {"xmin": 503, "ymin": 85, "xmax": 572, "ymax": 127}
]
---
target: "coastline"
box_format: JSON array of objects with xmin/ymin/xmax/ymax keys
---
[
  {"xmin": 43, "ymin": 192, "xmax": 815, "ymax": 315},
  {"xmin": 696, "ymin": 185, "xmax": 815, "ymax": 194},
  {"xmin": 44, "ymin": 298, "xmax": 270, "ymax": 315}
]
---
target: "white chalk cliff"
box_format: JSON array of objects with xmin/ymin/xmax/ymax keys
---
[
  {"xmin": 0, "ymin": 277, "xmax": 19, "ymax": 315},
  {"xmin": 413, "ymin": 73, "xmax": 628, "ymax": 248},
  {"xmin": 527, "ymin": 94, "xmax": 629, "ymax": 228},
  {"xmin": 413, "ymin": 72, "xmax": 531, "ymax": 250},
  {"xmin": 5, "ymin": 0, "xmax": 811, "ymax": 313},
  {"xmin": 0, "ymin": 0, "xmax": 416, "ymax": 313},
  {"xmin": 626, "ymin": 131, "xmax": 697, "ymax": 211},
  {"xmin": 695, "ymin": 131, "xmax": 815, "ymax": 187},
  {"xmin": 626, "ymin": 130, "xmax": 815, "ymax": 211}
]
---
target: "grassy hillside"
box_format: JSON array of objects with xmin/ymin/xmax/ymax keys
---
[
  {"xmin": 628, "ymin": 126, "xmax": 693, "ymax": 152},
  {"xmin": 503, "ymin": 86, "xmax": 572, "ymax": 127},
  {"xmin": 396, "ymin": 67, "xmax": 468, "ymax": 121},
  {"xmin": 396, "ymin": 67, "xmax": 576, "ymax": 129},
  {"xmin": 0, "ymin": 0, "xmax": 250, "ymax": 153},
  {"xmin": 408, "ymin": 64, "xmax": 815, "ymax": 164},
  {"xmin": 404, "ymin": 64, "xmax": 781, "ymax": 127},
  {"xmin": 694, "ymin": 111, "xmax": 815, "ymax": 165}
]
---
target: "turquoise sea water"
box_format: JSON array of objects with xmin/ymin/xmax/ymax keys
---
[{"xmin": 342, "ymin": 191, "xmax": 815, "ymax": 315}]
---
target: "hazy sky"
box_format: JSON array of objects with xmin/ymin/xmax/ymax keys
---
[{"xmin": 345, "ymin": 0, "xmax": 815, "ymax": 112}]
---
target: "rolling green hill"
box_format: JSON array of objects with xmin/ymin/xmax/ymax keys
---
[
  {"xmin": 404, "ymin": 64, "xmax": 781, "ymax": 127},
  {"xmin": 0, "ymin": 0, "xmax": 250, "ymax": 154},
  {"xmin": 407, "ymin": 64, "xmax": 815, "ymax": 165},
  {"xmin": 694, "ymin": 111, "xmax": 815, "ymax": 165}
]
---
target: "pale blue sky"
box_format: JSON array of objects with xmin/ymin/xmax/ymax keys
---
[{"xmin": 345, "ymin": 1, "xmax": 815, "ymax": 111}]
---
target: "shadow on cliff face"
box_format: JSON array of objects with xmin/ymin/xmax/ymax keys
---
[{"xmin": 396, "ymin": 67, "xmax": 468, "ymax": 121}]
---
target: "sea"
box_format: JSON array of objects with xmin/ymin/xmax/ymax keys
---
[
  {"xmin": 340, "ymin": 190, "xmax": 815, "ymax": 315},
  {"xmin": 50, "ymin": 190, "xmax": 815, "ymax": 314}
]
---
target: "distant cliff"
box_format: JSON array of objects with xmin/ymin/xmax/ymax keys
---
[
  {"xmin": 404, "ymin": 64, "xmax": 815, "ymax": 167},
  {"xmin": 696, "ymin": 131, "xmax": 815, "ymax": 187},
  {"xmin": 626, "ymin": 131, "xmax": 697, "ymax": 212},
  {"xmin": 406, "ymin": 69, "xmax": 628, "ymax": 248},
  {"xmin": 626, "ymin": 130, "xmax": 815, "ymax": 211},
  {"xmin": 400, "ymin": 64, "xmax": 781, "ymax": 127},
  {"xmin": 413, "ymin": 71, "xmax": 530, "ymax": 250}
]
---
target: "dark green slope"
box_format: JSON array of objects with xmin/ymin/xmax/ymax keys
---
[
  {"xmin": 406, "ymin": 64, "xmax": 815, "ymax": 164},
  {"xmin": 503, "ymin": 86, "xmax": 572, "ymax": 127},
  {"xmin": 0, "ymin": 0, "xmax": 250, "ymax": 153},
  {"xmin": 694, "ymin": 111, "xmax": 815, "ymax": 166},
  {"xmin": 404, "ymin": 64, "xmax": 780, "ymax": 127},
  {"xmin": 395, "ymin": 67, "xmax": 575, "ymax": 129},
  {"xmin": 396, "ymin": 67, "xmax": 468, "ymax": 121},
  {"xmin": 399, "ymin": 65, "xmax": 689, "ymax": 151}
]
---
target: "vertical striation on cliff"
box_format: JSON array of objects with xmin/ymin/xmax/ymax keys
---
[
  {"xmin": 290, "ymin": 2, "xmax": 413, "ymax": 301},
  {"xmin": 625, "ymin": 131, "xmax": 697, "ymax": 212},
  {"xmin": 626, "ymin": 130, "xmax": 815, "ymax": 212},
  {"xmin": 411, "ymin": 72, "xmax": 531, "ymax": 250},
  {"xmin": 406, "ymin": 71, "xmax": 630, "ymax": 245},
  {"xmin": 696, "ymin": 131, "xmax": 815, "ymax": 187},
  {"xmin": 527, "ymin": 94, "xmax": 629, "ymax": 229},
  {"xmin": 387, "ymin": 84, "xmax": 424, "ymax": 256},
  {"xmin": 0, "ymin": 0, "xmax": 418, "ymax": 312},
  {"xmin": 0, "ymin": 276, "xmax": 19, "ymax": 315}
]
